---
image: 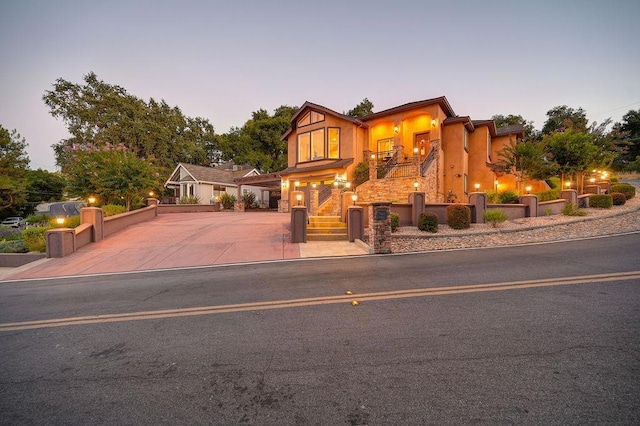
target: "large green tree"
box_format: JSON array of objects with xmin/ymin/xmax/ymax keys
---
[
  {"xmin": 43, "ymin": 72, "xmax": 215, "ymax": 173},
  {"xmin": 613, "ymin": 109, "xmax": 640, "ymax": 170},
  {"xmin": 346, "ymin": 98, "xmax": 374, "ymax": 119},
  {"xmin": 496, "ymin": 139, "xmax": 556, "ymax": 191},
  {"xmin": 544, "ymin": 130, "xmax": 599, "ymax": 193},
  {"xmin": 542, "ymin": 106, "xmax": 589, "ymax": 135},
  {"xmin": 491, "ymin": 114, "xmax": 538, "ymax": 140},
  {"xmin": 24, "ymin": 169, "xmax": 66, "ymax": 204},
  {"xmin": 0, "ymin": 125, "xmax": 29, "ymax": 216}
]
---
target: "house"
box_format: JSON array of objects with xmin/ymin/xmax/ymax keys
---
[
  {"xmin": 164, "ymin": 162, "xmax": 272, "ymax": 207},
  {"xmin": 278, "ymin": 96, "xmax": 546, "ymax": 212}
]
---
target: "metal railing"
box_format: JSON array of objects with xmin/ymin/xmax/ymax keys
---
[
  {"xmin": 421, "ymin": 147, "xmax": 437, "ymax": 176},
  {"xmin": 317, "ymin": 183, "xmax": 332, "ymax": 205},
  {"xmin": 384, "ymin": 162, "xmax": 416, "ymax": 178}
]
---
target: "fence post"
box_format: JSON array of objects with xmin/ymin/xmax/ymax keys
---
[
  {"xmin": 46, "ymin": 228, "xmax": 75, "ymax": 258},
  {"xmin": 80, "ymin": 207, "xmax": 104, "ymax": 242},
  {"xmin": 409, "ymin": 192, "xmax": 425, "ymax": 226},
  {"xmin": 519, "ymin": 195, "xmax": 539, "ymax": 218},
  {"xmin": 368, "ymin": 202, "xmax": 392, "ymax": 254},
  {"xmin": 347, "ymin": 206, "xmax": 364, "ymax": 242},
  {"xmin": 290, "ymin": 206, "xmax": 307, "ymax": 243},
  {"xmin": 468, "ymin": 192, "xmax": 487, "ymax": 224}
]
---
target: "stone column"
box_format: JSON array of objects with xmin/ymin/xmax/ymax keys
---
[
  {"xmin": 290, "ymin": 206, "xmax": 307, "ymax": 243},
  {"xmin": 519, "ymin": 195, "xmax": 538, "ymax": 218},
  {"xmin": 369, "ymin": 157, "xmax": 377, "ymax": 181},
  {"xmin": 409, "ymin": 192, "xmax": 425, "ymax": 226},
  {"xmin": 347, "ymin": 206, "xmax": 364, "ymax": 243},
  {"xmin": 309, "ymin": 188, "xmax": 319, "ymax": 216},
  {"xmin": 146, "ymin": 197, "xmax": 159, "ymax": 206},
  {"xmin": 468, "ymin": 192, "xmax": 487, "ymax": 224},
  {"xmin": 368, "ymin": 202, "xmax": 392, "ymax": 254},
  {"xmin": 561, "ymin": 189, "xmax": 578, "ymax": 205},
  {"xmin": 80, "ymin": 207, "xmax": 104, "ymax": 242},
  {"xmin": 331, "ymin": 188, "xmax": 341, "ymax": 217},
  {"xmin": 342, "ymin": 191, "xmax": 355, "ymax": 222},
  {"xmin": 46, "ymin": 228, "xmax": 75, "ymax": 258}
]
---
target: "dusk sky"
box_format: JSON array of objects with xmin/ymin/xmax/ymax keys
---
[{"xmin": 1, "ymin": 0, "xmax": 639, "ymax": 171}]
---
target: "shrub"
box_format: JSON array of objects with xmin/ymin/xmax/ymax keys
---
[
  {"xmin": 390, "ymin": 212, "xmax": 400, "ymax": 233},
  {"xmin": 484, "ymin": 209, "xmax": 508, "ymax": 227},
  {"xmin": 610, "ymin": 177, "xmax": 619, "ymax": 183},
  {"xmin": 102, "ymin": 204, "xmax": 127, "ymax": 217},
  {"xmin": 537, "ymin": 189, "xmax": 560, "ymax": 202},
  {"xmin": 22, "ymin": 226, "xmax": 52, "ymax": 252},
  {"xmin": 241, "ymin": 192, "xmax": 257, "ymax": 208},
  {"xmin": 611, "ymin": 192, "xmax": 627, "ymax": 206},
  {"xmin": 417, "ymin": 212, "xmax": 438, "ymax": 233},
  {"xmin": 546, "ymin": 177, "xmax": 561, "ymax": 189},
  {"xmin": 51, "ymin": 215, "xmax": 80, "ymax": 228},
  {"xmin": 486, "ymin": 190, "xmax": 498, "ymax": 203},
  {"xmin": 0, "ymin": 240, "xmax": 29, "ymax": 253},
  {"xmin": 610, "ymin": 183, "xmax": 635, "ymax": 200},
  {"xmin": 218, "ymin": 193, "xmax": 236, "ymax": 210},
  {"xmin": 498, "ymin": 190, "xmax": 520, "ymax": 204},
  {"xmin": 446, "ymin": 205, "xmax": 471, "ymax": 229},
  {"xmin": 26, "ymin": 213, "xmax": 50, "ymax": 225},
  {"xmin": 589, "ymin": 194, "xmax": 613, "ymax": 209},
  {"xmin": 0, "ymin": 226, "xmax": 22, "ymax": 241},
  {"xmin": 178, "ymin": 195, "xmax": 201, "ymax": 204},
  {"xmin": 562, "ymin": 203, "xmax": 587, "ymax": 216}
]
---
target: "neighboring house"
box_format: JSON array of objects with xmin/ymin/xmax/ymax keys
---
[
  {"xmin": 278, "ymin": 96, "xmax": 546, "ymax": 212},
  {"xmin": 164, "ymin": 162, "xmax": 271, "ymax": 206}
]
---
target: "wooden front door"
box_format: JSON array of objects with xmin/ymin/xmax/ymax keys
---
[{"xmin": 414, "ymin": 132, "xmax": 430, "ymax": 157}]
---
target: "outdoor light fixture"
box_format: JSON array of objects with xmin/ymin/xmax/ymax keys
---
[
  {"xmin": 526, "ymin": 185, "xmax": 532, "ymax": 194},
  {"xmin": 413, "ymin": 181, "xmax": 419, "ymax": 190},
  {"xmin": 345, "ymin": 182, "xmax": 351, "ymax": 189},
  {"xmin": 371, "ymin": 154, "xmax": 376, "ymax": 160},
  {"xmin": 393, "ymin": 125, "xmax": 399, "ymax": 134},
  {"xmin": 494, "ymin": 180, "xmax": 499, "ymax": 191},
  {"xmin": 88, "ymin": 196, "xmax": 96, "ymax": 205},
  {"xmin": 431, "ymin": 119, "xmax": 437, "ymax": 128},
  {"xmin": 296, "ymin": 194, "xmax": 302, "ymax": 206},
  {"xmin": 312, "ymin": 183, "xmax": 317, "ymax": 189},
  {"xmin": 149, "ymin": 191, "xmax": 154, "ymax": 197},
  {"xmin": 351, "ymin": 194, "xmax": 358, "ymax": 205},
  {"xmin": 56, "ymin": 217, "xmax": 65, "ymax": 225},
  {"xmin": 413, "ymin": 147, "xmax": 419, "ymax": 154},
  {"xmin": 474, "ymin": 183, "xmax": 480, "ymax": 191},
  {"xmin": 294, "ymin": 181, "xmax": 300, "ymax": 188},
  {"xmin": 590, "ymin": 177, "xmax": 596, "ymax": 183},
  {"xmin": 565, "ymin": 181, "xmax": 571, "ymax": 188}
]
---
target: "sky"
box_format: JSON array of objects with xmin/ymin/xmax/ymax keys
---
[{"xmin": 1, "ymin": 0, "xmax": 639, "ymax": 171}]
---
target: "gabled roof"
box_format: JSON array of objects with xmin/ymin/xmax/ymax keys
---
[
  {"xmin": 471, "ymin": 119, "xmax": 498, "ymax": 137},
  {"xmin": 495, "ymin": 124, "xmax": 525, "ymax": 138},
  {"xmin": 281, "ymin": 102, "xmax": 367, "ymax": 140},
  {"xmin": 165, "ymin": 163, "xmax": 259, "ymax": 187},
  {"xmin": 278, "ymin": 158, "xmax": 354, "ymax": 176},
  {"xmin": 361, "ymin": 96, "xmax": 456, "ymax": 121},
  {"xmin": 443, "ymin": 116, "xmax": 475, "ymax": 132}
]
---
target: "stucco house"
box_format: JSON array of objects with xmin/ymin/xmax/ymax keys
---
[
  {"xmin": 164, "ymin": 162, "xmax": 271, "ymax": 207},
  {"xmin": 278, "ymin": 96, "xmax": 546, "ymax": 212}
]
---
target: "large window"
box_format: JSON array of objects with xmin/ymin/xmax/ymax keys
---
[
  {"xmin": 463, "ymin": 129, "xmax": 469, "ymax": 151},
  {"xmin": 328, "ymin": 128, "xmax": 340, "ymax": 159},
  {"xmin": 377, "ymin": 138, "xmax": 394, "ymax": 159},
  {"xmin": 297, "ymin": 111, "xmax": 325, "ymax": 127},
  {"xmin": 297, "ymin": 128, "xmax": 325, "ymax": 162}
]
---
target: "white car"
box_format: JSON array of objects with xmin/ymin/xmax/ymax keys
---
[{"xmin": 1, "ymin": 217, "xmax": 25, "ymax": 228}]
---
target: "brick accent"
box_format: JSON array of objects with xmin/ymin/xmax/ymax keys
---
[{"xmin": 368, "ymin": 202, "xmax": 392, "ymax": 254}]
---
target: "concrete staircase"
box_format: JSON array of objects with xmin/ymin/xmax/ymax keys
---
[
  {"xmin": 307, "ymin": 216, "xmax": 348, "ymax": 241},
  {"xmin": 317, "ymin": 199, "xmax": 333, "ymax": 216}
]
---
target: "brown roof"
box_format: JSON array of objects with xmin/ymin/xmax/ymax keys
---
[
  {"xmin": 278, "ymin": 158, "xmax": 354, "ymax": 176},
  {"xmin": 495, "ymin": 124, "xmax": 524, "ymax": 137},
  {"xmin": 168, "ymin": 163, "xmax": 257, "ymax": 186},
  {"xmin": 282, "ymin": 102, "xmax": 366, "ymax": 141},
  {"xmin": 361, "ymin": 96, "xmax": 456, "ymax": 121},
  {"xmin": 471, "ymin": 119, "xmax": 498, "ymax": 137},
  {"xmin": 443, "ymin": 116, "xmax": 474, "ymax": 132}
]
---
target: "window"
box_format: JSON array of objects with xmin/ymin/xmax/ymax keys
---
[
  {"xmin": 377, "ymin": 138, "xmax": 394, "ymax": 159},
  {"xmin": 328, "ymin": 128, "xmax": 340, "ymax": 159},
  {"xmin": 297, "ymin": 110, "xmax": 325, "ymax": 128},
  {"xmin": 464, "ymin": 174, "xmax": 468, "ymax": 194},
  {"xmin": 297, "ymin": 128, "xmax": 325, "ymax": 162},
  {"xmin": 464, "ymin": 129, "xmax": 469, "ymax": 151},
  {"xmin": 487, "ymin": 134, "xmax": 492, "ymax": 162}
]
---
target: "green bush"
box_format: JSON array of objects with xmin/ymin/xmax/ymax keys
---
[
  {"xmin": 546, "ymin": 177, "xmax": 561, "ymax": 189},
  {"xmin": 390, "ymin": 212, "xmax": 400, "ymax": 233},
  {"xmin": 446, "ymin": 205, "xmax": 471, "ymax": 229},
  {"xmin": 51, "ymin": 215, "xmax": 80, "ymax": 228},
  {"xmin": 610, "ymin": 183, "xmax": 635, "ymax": 200},
  {"xmin": 102, "ymin": 204, "xmax": 127, "ymax": 217},
  {"xmin": 611, "ymin": 192, "xmax": 626, "ymax": 206},
  {"xmin": 486, "ymin": 190, "xmax": 498, "ymax": 203},
  {"xmin": 537, "ymin": 189, "xmax": 560, "ymax": 202},
  {"xmin": 26, "ymin": 213, "xmax": 50, "ymax": 225},
  {"xmin": 241, "ymin": 192, "xmax": 257, "ymax": 208},
  {"xmin": 417, "ymin": 212, "xmax": 438, "ymax": 233},
  {"xmin": 218, "ymin": 193, "xmax": 236, "ymax": 210},
  {"xmin": 178, "ymin": 195, "xmax": 201, "ymax": 204},
  {"xmin": 484, "ymin": 209, "xmax": 508, "ymax": 227},
  {"xmin": 562, "ymin": 203, "xmax": 587, "ymax": 216},
  {"xmin": 498, "ymin": 190, "xmax": 520, "ymax": 204},
  {"xmin": 610, "ymin": 177, "xmax": 619, "ymax": 183},
  {"xmin": 0, "ymin": 240, "xmax": 29, "ymax": 253},
  {"xmin": 22, "ymin": 226, "xmax": 52, "ymax": 252},
  {"xmin": 589, "ymin": 194, "xmax": 613, "ymax": 209}
]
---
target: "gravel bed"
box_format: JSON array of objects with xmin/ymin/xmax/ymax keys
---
[{"xmin": 389, "ymin": 187, "xmax": 640, "ymax": 253}]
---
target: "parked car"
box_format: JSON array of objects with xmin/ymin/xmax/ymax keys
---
[{"xmin": 1, "ymin": 217, "xmax": 25, "ymax": 228}]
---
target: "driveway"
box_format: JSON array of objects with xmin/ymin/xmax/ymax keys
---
[{"xmin": 3, "ymin": 212, "xmax": 367, "ymax": 280}]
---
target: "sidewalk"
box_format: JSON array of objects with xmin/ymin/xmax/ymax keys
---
[{"xmin": 0, "ymin": 212, "xmax": 369, "ymax": 281}]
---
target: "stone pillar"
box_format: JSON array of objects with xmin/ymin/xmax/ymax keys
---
[
  {"xmin": 290, "ymin": 206, "xmax": 307, "ymax": 243},
  {"xmin": 347, "ymin": 206, "xmax": 364, "ymax": 242},
  {"xmin": 561, "ymin": 189, "xmax": 578, "ymax": 205},
  {"xmin": 309, "ymin": 188, "xmax": 319, "ymax": 216},
  {"xmin": 342, "ymin": 191, "xmax": 355, "ymax": 222},
  {"xmin": 519, "ymin": 195, "xmax": 538, "ymax": 218},
  {"xmin": 369, "ymin": 157, "xmax": 377, "ymax": 181},
  {"xmin": 368, "ymin": 202, "xmax": 392, "ymax": 254},
  {"xmin": 80, "ymin": 207, "xmax": 104, "ymax": 242},
  {"xmin": 146, "ymin": 197, "xmax": 159, "ymax": 206},
  {"xmin": 331, "ymin": 188, "xmax": 341, "ymax": 217},
  {"xmin": 584, "ymin": 185, "xmax": 601, "ymax": 195},
  {"xmin": 468, "ymin": 192, "xmax": 487, "ymax": 224},
  {"xmin": 413, "ymin": 152, "xmax": 421, "ymax": 176},
  {"xmin": 46, "ymin": 228, "xmax": 75, "ymax": 258},
  {"xmin": 409, "ymin": 192, "xmax": 425, "ymax": 226}
]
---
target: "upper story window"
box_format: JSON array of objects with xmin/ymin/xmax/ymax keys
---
[
  {"xmin": 297, "ymin": 110, "xmax": 325, "ymax": 128},
  {"xmin": 298, "ymin": 128, "xmax": 325, "ymax": 162},
  {"xmin": 328, "ymin": 128, "xmax": 340, "ymax": 159},
  {"xmin": 487, "ymin": 134, "xmax": 492, "ymax": 162},
  {"xmin": 463, "ymin": 129, "xmax": 469, "ymax": 152}
]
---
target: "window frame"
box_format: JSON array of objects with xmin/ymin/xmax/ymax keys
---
[
  {"xmin": 297, "ymin": 128, "xmax": 326, "ymax": 163},
  {"xmin": 328, "ymin": 127, "xmax": 340, "ymax": 159}
]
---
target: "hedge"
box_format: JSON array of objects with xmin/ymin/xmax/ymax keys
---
[
  {"xmin": 611, "ymin": 192, "xmax": 626, "ymax": 206},
  {"xmin": 418, "ymin": 212, "xmax": 438, "ymax": 233},
  {"xmin": 610, "ymin": 183, "xmax": 635, "ymax": 200},
  {"xmin": 589, "ymin": 194, "xmax": 613, "ymax": 209},
  {"xmin": 22, "ymin": 226, "xmax": 53, "ymax": 252}
]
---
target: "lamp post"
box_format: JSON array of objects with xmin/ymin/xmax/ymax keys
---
[
  {"xmin": 351, "ymin": 194, "xmax": 358, "ymax": 206},
  {"xmin": 88, "ymin": 196, "xmax": 96, "ymax": 205},
  {"xmin": 525, "ymin": 185, "xmax": 532, "ymax": 194},
  {"xmin": 296, "ymin": 194, "xmax": 302, "ymax": 206},
  {"xmin": 474, "ymin": 183, "xmax": 480, "ymax": 191},
  {"xmin": 413, "ymin": 181, "xmax": 419, "ymax": 191},
  {"xmin": 494, "ymin": 180, "xmax": 499, "ymax": 192}
]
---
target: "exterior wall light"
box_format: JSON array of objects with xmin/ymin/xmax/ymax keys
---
[
  {"xmin": 345, "ymin": 182, "xmax": 351, "ymax": 189},
  {"xmin": 371, "ymin": 154, "xmax": 376, "ymax": 160},
  {"xmin": 431, "ymin": 119, "xmax": 437, "ymax": 128},
  {"xmin": 413, "ymin": 147, "xmax": 419, "ymax": 154},
  {"xmin": 294, "ymin": 181, "xmax": 300, "ymax": 188},
  {"xmin": 590, "ymin": 177, "xmax": 596, "ymax": 183},
  {"xmin": 312, "ymin": 183, "xmax": 317, "ymax": 189},
  {"xmin": 393, "ymin": 125, "xmax": 399, "ymax": 134}
]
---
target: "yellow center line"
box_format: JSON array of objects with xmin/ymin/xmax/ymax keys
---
[{"xmin": 1, "ymin": 271, "xmax": 638, "ymax": 332}]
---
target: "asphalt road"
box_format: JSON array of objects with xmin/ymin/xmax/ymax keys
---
[
  {"xmin": 1, "ymin": 233, "xmax": 639, "ymax": 425},
  {"xmin": 48, "ymin": 201, "xmax": 85, "ymax": 217}
]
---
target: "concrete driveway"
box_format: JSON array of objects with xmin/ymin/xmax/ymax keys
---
[{"xmin": 3, "ymin": 211, "xmax": 367, "ymax": 280}]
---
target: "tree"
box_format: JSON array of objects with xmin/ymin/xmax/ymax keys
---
[
  {"xmin": 65, "ymin": 145, "xmax": 157, "ymax": 211},
  {"xmin": 496, "ymin": 139, "xmax": 556, "ymax": 191},
  {"xmin": 491, "ymin": 114, "xmax": 538, "ymax": 140},
  {"xmin": 613, "ymin": 109, "xmax": 640, "ymax": 170},
  {"xmin": 0, "ymin": 125, "xmax": 29, "ymax": 215},
  {"xmin": 346, "ymin": 98, "xmax": 374, "ymax": 118},
  {"xmin": 541, "ymin": 106, "xmax": 589, "ymax": 135},
  {"xmin": 43, "ymin": 72, "xmax": 216, "ymax": 173},
  {"xmin": 24, "ymin": 169, "xmax": 66, "ymax": 204},
  {"xmin": 544, "ymin": 130, "xmax": 599, "ymax": 193}
]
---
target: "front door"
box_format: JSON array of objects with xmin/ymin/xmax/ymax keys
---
[{"xmin": 414, "ymin": 132, "xmax": 430, "ymax": 157}]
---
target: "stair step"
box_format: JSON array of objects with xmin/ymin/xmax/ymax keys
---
[
  {"xmin": 307, "ymin": 233, "xmax": 349, "ymax": 241},
  {"xmin": 307, "ymin": 227, "xmax": 348, "ymax": 235}
]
